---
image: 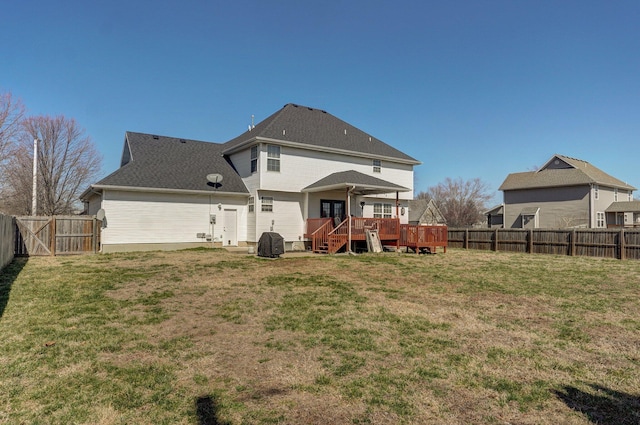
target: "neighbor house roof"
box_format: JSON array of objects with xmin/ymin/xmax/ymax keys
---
[
  {"xmin": 86, "ymin": 132, "xmax": 249, "ymax": 195},
  {"xmin": 499, "ymin": 154, "xmax": 636, "ymax": 191},
  {"xmin": 407, "ymin": 198, "xmax": 446, "ymax": 224},
  {"xmin": 222, "ymin": 103, "xmax": 420, "ymax": 164},
  {"xmin": 302, "ymin": 170, "xmax": 409, "ymax": 195},
  {"xmin": 605, "ymin": 200, "xmax": 640, "ymax": 213}
]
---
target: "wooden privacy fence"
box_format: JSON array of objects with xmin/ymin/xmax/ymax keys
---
[
  {"xmin": 449, "ymin": 228, "xmax": 640, "ymax": 260},
  {"xmin": 0, "ymin": 213, "xmax": 15, "ymax": 269},
  {"xmin": 14, "ymin": 216, "xmax": 101, "ymax": 256}
]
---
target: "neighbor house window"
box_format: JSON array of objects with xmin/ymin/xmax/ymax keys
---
[
  {"xmin": 594, "ymin": 184, "xmax": 599, "ymax": 200},
  {"xmin": 250, "ymin": 146, "xmax": 258, "ymax": 173},
  {"xmin": 267, "ymin": 145, "xmax": 280, "ymax": 172},
  {"xmin": 248, "ymin": 196, "xmax": 254, "ymax": 213},
  {"xmin": 261, "ymin": 196, "xmax": 273, "ymax": 212},
  {"xmin": 373, "ymin": 159, "xmax": 381, "ymax": 173},
  {"xmin": 614, "ymin": 188, "xmax": 618, "ymax": 202},
  {"xmin": 596, "ymin": 211, "xmax": 605, "ymax": 228},
  {"xmin": 373, "ymin": 203, "xmax": 392, "ymax": 218},
  {"xmin": 629, "ymin": 191, "xmax": 633, "ymax": 201}
]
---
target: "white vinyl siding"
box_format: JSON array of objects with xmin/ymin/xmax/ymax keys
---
[{"xmin": 99, "ymin": 190, "xmax": 248, "ymax": 247}]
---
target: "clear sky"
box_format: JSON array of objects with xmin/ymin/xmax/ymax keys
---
[{"xmin": 3, "ymin": 0, "xmax": 639, "ymax": 205}]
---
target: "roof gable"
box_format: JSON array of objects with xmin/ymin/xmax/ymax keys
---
[
  {"xmin": 500, "ymin": 154, "xmax": 636, "ymax": 191},
  {"xmin": 222, "ymin": 103, "xmax": 419, "ymax": 164}
]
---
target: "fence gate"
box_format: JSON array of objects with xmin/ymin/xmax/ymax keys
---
[{"xmin": 14, "ymin": 216, "xmax": 100, "ymax": 256}]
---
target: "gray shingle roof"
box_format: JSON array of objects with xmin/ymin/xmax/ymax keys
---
[
  {"xmin": 93, "ymin": 132, "xmax": 249, "ymax": 194},
  {"xmin": 499, "ymin": 154, "xmax": 636, "ymax": 191},
  {"xmin": 606, "ymin": 200, "xmax": 640, "ymax": 213},
  {"xmin": 223, "ymin": 103, "xmax": 419, "ymax": 164},
  {"xmin": 302, "ymin": 170, "xmax": 409, "ymax": 194}
]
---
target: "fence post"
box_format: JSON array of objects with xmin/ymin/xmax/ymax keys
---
[
  {"xmin": 620, "ymin": 228, "xmax": 625, "ymax": 260},
  {"xmin": 494, "ymin": 228, "xmax": 499, "ymax": 252},
  {"xmin": 464, "ymin": 228, "xmax": 469, "ymax": 250},
  {"xmin": 50, "ymin": 217, "xmax": 56, "ymax": 256},
  {"xmin": 570, "ymin": 229, "xmax": 576, "ymax": 256},
  {"xmin": 528, "ymin": 229, "xmax": 533, "ymax": 254}
]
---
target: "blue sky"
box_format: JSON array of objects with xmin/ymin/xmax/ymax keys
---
[{"xmin": 3, "ymin": 0, "xmax": 639, "ymax": 205}]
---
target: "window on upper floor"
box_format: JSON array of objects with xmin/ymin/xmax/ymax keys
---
[
  {"xmin": 594, "ymin": 184, "xmax": 599, "ymax": 200},
  {"xmin": 596, "ymin": 211, "xmax": 605, "ymax": 228},
  {"xmin": 261, "ymin": 196, "xmax": 273, "ymax": 212},
  {"xmin": 629, "ymin": 191, "xmax": 633, "ymax": 201},
  {"xmin": 614, "ymin": 188, "xmax": 618, "ymax": 202},
  {"xmin": 373, "ymin": 159, "xmax": 381, "ymax": 173},
  {"xmin": 267, "ymin": 145, "xmax": 280, "ymax": 172},
  {"xmin": 250, "ymin": 146, "xmax": 258, "ymax": 173},
  {"xmin": 248, "ymin": 196, "xmax": 254, "ymax": 213}
]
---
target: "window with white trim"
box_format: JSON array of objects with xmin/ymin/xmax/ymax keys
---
[
  {"xmin": 373, "ymin": 159, "xmax": 381, "ymax": 173},
  {"xmin": 596, "ymin": 211, "xmax": 605, "ymax": 228},
  {"xmin": 250, "ymin": 146, "xmax": 258, "ymax": 173},
  {"xmin": 373, "ymin": 203, "xmax": 392, "ymax": 218},
  {"xmin": 614, "ymin": 188, "xmax": 618, "ymax": 202},
  {"xmin": 629, "ymin": 191, "xmax": 633, "ymax": 201},
  {"xmin": 261, "ymin": 196, "xmax": 273, "ymax": 212},
  {"xmin": 383, "ymin": 203, "xmax": 392, "ymax": 218},
  {"xmin": 248, "ymin": 196, "xmax": 254, "ymax": 213},
  {"xmin": 267, "ymin": 145, "xmax": 280, "ymax": 172},
  {"xmin": 594, "ymin": 184, "xmax": 599, "ymax": 200}
]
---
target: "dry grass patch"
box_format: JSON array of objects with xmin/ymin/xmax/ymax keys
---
[{"xmin": 1, "ymin": 248, "xmax": 639, "ymax": 424}]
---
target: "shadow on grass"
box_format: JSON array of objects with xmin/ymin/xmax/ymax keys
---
[
  {"xmin": 0, "ymin": 258, "xmax": 27, "ymax": 320},
  {"xmin": 196, "ymin": 395, "xmax": 231, "ymax": 425},
  {"xmin": 554, "ymin": 383, "xmax": 640, "ymax": 425}
]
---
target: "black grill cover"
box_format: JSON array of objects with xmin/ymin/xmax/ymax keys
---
[{"xmin": 257, "ymin": 232, "xmax": 285, "ymax": 258}]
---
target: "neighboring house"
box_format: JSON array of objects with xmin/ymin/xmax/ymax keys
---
[
  {"xmin": 484, "ymin": 204, "xmax": 504, "ymax": 229},
  {"xmin": 408, "ymin": 198, "xmax": 446, "ymax": 226},
  {"xmin": 499, "ymin": 154, "xmax": 636, "ymax": 229},
  {"xmin": 81, "ymin": 103, "xmax": 420, "ymax": 252}
]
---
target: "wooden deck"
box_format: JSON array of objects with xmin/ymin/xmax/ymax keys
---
[{"xmin": 306, "ymin": 218, "xmax": 447, "ymax": 254}]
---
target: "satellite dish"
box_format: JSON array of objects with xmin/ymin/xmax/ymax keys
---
[
  {"xmin": 96, "ymin": 209, "xmax": 105, "ymax": 220},
  {"xmin": 206, "ymin": 173, "xmax": 223, "ymax": 184}
]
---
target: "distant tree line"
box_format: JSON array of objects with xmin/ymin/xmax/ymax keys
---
[
  {"xmin": 0, "ymin": 90, "xmax": 102, "ymax": 215},
  {"xmin": 416, "ymin": 177, "xmax": 493, "ymax": 228}
]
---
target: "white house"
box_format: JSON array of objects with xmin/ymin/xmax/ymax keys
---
[{"xmin": 82, "ymin": 103, "xmax": 420, "ymax": 253}]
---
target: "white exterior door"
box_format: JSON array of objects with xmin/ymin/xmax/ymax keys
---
[{"xmin": 223, "ymin": 209, "xmax": 237, "ymax": 246}]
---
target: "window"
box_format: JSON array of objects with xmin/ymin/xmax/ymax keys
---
[
  {"xmin": 383, "ymin": 203, "xmax": 392, "ymax": 218},
  {"xmin": 596, "ymin": 211, "xmax": 605, "ymax": 228},
  {"xmin": 261, "ymin": 196, "xmax": 273, "ymax": 212},
  {"xmin": 594, "ymin": 184, "xmax": 599, "ymax": 200},
  {"xmin": 373, "ymin": 159, "xmax": 381, "ymax": 173},
  {"xmin": 614, "ymin": 188, "xmax": 618, "ymax": 202},
  {"xmin": 267, "ymin": 145, "xmax": 280, "ymax": 172},
  {"xmin": 629, "ymin": 191, "xmax": 633, "ymax": 201},
  {"xmin": 373, "ymin": 203, "xmax": 392, "ymax": 218},
  {"xmin": 250, "ymin": 146, "xmax": 258, "ymax": 173},
  {"xmin": 248, "ymin": 196, "xmax": 254, "ymax": 213}
]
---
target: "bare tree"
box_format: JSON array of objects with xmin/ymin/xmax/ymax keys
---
[
  {"xmin": 1, "ymin": 115, "xmax": 102, "ymax": 215},
  {"xmin": 0, "ymin": 91, "xmax": 25, "ymax": 170},
  {"xmin": 417, "ymin": 177, "xmax": 493, "ymax": 227}
]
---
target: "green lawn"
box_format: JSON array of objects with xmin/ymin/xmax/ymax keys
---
[{"xmin": 0, "ymin": 249, "xmax": 638, "ymax": 424}]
